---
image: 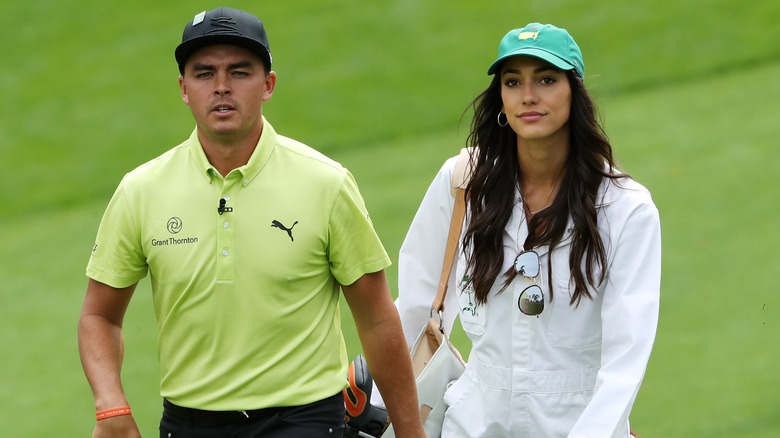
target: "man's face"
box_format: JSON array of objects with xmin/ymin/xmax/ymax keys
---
[{"xmin": 179, "ymin": 44, "xmax": 275, "ymax": 144}]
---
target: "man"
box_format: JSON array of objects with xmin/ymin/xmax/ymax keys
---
[{"xmin": 78, "ymin": 7, "xmax": 424, "ymax": 438}]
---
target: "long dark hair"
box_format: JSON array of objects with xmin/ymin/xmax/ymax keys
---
[{"xmin": 463, "ymin": 67, "xmax": 624, "ymax": 306}]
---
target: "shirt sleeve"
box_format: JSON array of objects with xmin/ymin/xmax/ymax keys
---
[
  {"xmin": 86, "ymin": 176, "xmax": 149, "ymax": 288},
  {"xmin": 327, "ymin": 170, "xmax": 391, "ymax": 286},
  {"xmin": 569, "ymin": 185, "xmax": 662, "ymax": 437}
]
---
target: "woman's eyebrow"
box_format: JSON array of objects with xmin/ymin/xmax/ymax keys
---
[{"xmin": 502, "ymin": 66, "xmax": 558, "ymax": 76}]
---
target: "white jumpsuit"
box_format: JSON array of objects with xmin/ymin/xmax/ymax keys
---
[{"xmin": 396, "ymin": 154, "xmax": 661, "ymax": 437}]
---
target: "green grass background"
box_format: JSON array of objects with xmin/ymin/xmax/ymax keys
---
[{"xmin": 2, "ymin": 0, "xmax": 779, "ymax": 436}]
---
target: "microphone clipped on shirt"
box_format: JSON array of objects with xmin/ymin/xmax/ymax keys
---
[{"xmin": 217, "ymin": 198, "xmax": 233, "ymax": 215}]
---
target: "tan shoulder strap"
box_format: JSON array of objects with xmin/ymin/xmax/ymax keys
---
[
  {"xmin": 450, "ymin": 147, "xmax": 475, "ymax": 196},
  {"xmin": 431, "ymin": 188, "xmax": 466, "ymax": 315},
  {"xmin": 432, "ymin": 148, "xmax": 474, "ymax": 315}
]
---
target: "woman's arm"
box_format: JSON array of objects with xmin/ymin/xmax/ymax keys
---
[{"xmin": 569, "ymin": 188, "xmax": 662, "ymax": 437}]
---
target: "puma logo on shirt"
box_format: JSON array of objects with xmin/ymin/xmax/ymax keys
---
[{"xmin": 271, "ymin": 220, "xmax": 298, "ymax": 241}]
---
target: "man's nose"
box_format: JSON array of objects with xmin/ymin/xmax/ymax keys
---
[{"xmin": 214, "ymin": 74, "xmax": 231, "ymax": 95}]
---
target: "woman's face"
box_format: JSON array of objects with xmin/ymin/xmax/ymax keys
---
[{"xmin": 499, "ymin": 56, "xmax": 572, "ymax": 144}]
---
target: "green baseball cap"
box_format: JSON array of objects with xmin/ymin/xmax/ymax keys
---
[{"xmin": 487, "ymin": 23, "xmax": 584, "ymax": 77}]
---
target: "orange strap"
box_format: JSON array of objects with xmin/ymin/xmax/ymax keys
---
[
  {"xmin": 96, "ymin": 406, "xmax": 132, "ymax": 421},
  {"xmin": 431, "ymin": 188, "xmax": 467, "ymax": 315}
]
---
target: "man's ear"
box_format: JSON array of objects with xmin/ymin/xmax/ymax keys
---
[
  {"xmin": 179, "ymin": 75, "xmax": 190, "ymax": 105},
  {"xmin": 263, "ymin": 71, "xmax": 277, "ymax": 102}
]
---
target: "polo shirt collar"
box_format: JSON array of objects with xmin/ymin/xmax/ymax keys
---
[{"xmin": 188, "ymin": 116, "xmax": 278, "ymax": 185}]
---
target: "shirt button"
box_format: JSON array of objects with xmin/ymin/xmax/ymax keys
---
[
  {"xmin": 244, "ymin": 178, "xmax": 249, "ymax": 185},
  {"xmin": 223, "ymin": 221, "xmax": 229, "ymax": 229},
  {"xmin": 222, "ymin": 249, "xmax": 229, "ymax": 256},
  {"xmin": 224, "ymin": 195, "xmax": 231, "ymax": 201}
]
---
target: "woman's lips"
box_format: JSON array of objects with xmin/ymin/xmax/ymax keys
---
[{"xmin": 519, "ymin": 111, "xmax": 545, "ymax": 122}]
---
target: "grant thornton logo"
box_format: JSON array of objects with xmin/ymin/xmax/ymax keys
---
[
  {"xmin": 153, "ymin": 217, "xmax": 198, "ymax": 247},
  {"xmin": 167, "ymin": 217, "xmax": 182, "ymax": 234}
]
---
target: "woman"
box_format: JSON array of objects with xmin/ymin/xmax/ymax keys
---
[{"xmin": 396, "ymin": 23, "xmax": 661, "ymax": 437}]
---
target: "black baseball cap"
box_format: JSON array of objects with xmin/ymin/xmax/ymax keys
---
[{"xmin": 175, "ymin": 7, "xmax": 272, "ymax": 74}]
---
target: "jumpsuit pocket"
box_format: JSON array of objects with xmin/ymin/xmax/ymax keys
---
[
  {"xmin": 545, "ymin": 252, "xmax": 602, "ymax": 349},
  {"xmin": 454, "ymin": 261, "xmax": 486, "ymax": 336},
  {"xmin": 442, "ymin": 371, "xmax": 488, "ymax": 437},
  {"xmin": 527, "ymin": 389, "xmax": 593, "ymax": 437}
]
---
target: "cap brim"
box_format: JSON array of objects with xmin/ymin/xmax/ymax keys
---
[
  {"xmin": 487, "ymin": 47, "xmax": 574, "ymax": 75},
  {"xmin": 175, "ymin": 35, "xmax": 271, "ymax": 73}
]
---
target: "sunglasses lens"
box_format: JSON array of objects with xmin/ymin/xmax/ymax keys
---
[
  {"xmin": 518, "ymin": 285, "xmax": 544, "ymax": 315},
  {"xmin": 514, "ymin": 251, "xmax": 540, "ymax": 278}
]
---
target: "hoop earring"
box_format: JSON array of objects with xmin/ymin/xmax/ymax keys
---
[{"xmin": 497, "ymin": 111, "xmax": 508, "ymax": 127}]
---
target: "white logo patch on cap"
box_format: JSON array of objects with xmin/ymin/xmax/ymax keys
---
[
  {"xmin": 518, "ymin": 31, "xmax": 539, "ymax": 40},
  {"xmin": 193, "ymin": 11, "xmax": 206, "ymax": 26}
]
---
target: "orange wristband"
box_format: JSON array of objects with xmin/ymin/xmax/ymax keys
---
[{"xmin": 96, "ymin": 406, "xmax": 132, "ymax": 421}]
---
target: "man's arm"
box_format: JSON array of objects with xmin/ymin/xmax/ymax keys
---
[
  {"xmin": 78, "ymin": 278, "xmax": 142, "ymax": 438},
  {"xmin": 342, "ymin": 270, "xmax": 425, "ymax": 438}
]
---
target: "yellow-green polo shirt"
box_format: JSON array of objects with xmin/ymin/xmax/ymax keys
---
[{"xmin": 86, "ymin": 117, "xmax": 390, "ymax": 410}]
